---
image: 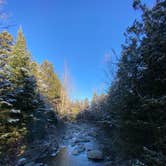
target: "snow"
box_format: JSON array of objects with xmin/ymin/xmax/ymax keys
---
[
  {"xmin": 20, "ymin": 67, "xmax": 30, "ymax": 74},
  {"xmin": 6, "ymin": 98, "xmax": 16, "ymax": 103},
  {"xmin": 41, "ymin": 83, "xmax": 48, "ymax": 89},
  {"xmin": 10, "ymin": 109, "xmax": 21, "ymax": 113},
  {"xmin": 127, "ymin": 72, "xmax": 133, "ymax": 78},
  {"xmin": 0, "ymin": 133, "xmax": 10, "ymax": 139},
  {"xmin": 30, "ymin": 114, "xmax": 34, "ymax": 117},
  {"xmin": 129, "ymin": 89, "xmax": 133, "ymax": 93},
  {"xmin": 7, "ymin": 118, "xmax": 20, "ymax": 123},
  {"xmin": 0, "ymin": 101, "xmax": 12, "ymax": 106},
  {"xmin": 137, "ymin": 66, "xmax": 147, "ymax": 71}
]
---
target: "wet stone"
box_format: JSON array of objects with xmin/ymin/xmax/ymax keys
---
[
  {"xmin": 17, "ymin": 158, "xmax": 27, "ymax": 165},
  {"xmin": 74, "ymin": 137, "xmax": 90, "ymax": 143},
  {"xmin": 87, "ymin": 150, "xmax": 104, "ymax": 160},
  {"xmin": 72, "ymin": 144, "xmax": 85, "ymax": 155}
]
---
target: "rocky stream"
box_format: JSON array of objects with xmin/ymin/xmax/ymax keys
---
[{"xmin": 17, "ymin": 121, "xmax": 113, "ymax": 166}]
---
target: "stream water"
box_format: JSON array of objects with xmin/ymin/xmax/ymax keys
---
[{"xmin": 45, "ymin": 122, "xmax": 111, "ymax": 166}]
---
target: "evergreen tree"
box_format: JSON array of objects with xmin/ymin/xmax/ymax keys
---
[
  {"xmin": 5, "ymin": 28, "xmax": 39, "ymax": 145},
  {"xmin": 0, "ymin": 28, "xmax": 60, "ymax": 164},
  {"xmin": 0, "ymin": 31, "xmax": 13, "ymax": 127},
  {"xmin": 40, "ymin": 60, "xmax": 61, "ymax": 101},
  {"xmin": 91, "ymin": 91, "xmax": 98, "ymax": 111},
  {"xmin": 0, "ymin": 31, "xmax": 13, "ymax": 98},
  {"xmin": 9, "ymin": 27, "xmax": 31, "ymax": 86},
  {"xmin": 107, "ymin": 0, "xmax": 166, "ymax": 164},
  {"xmin": 0, "ymin": 31, "xmax": 23, "ymax": 164},
  {"xmin": 84, "ymin": 98, "xmax": 89, "ymax": 110}
]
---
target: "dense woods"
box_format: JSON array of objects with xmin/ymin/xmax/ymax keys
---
[
  {"xmin": 107, "ymin": 0, "xmax": 166, "ymax": 164},
  {"xmin": 0, "ymin": 28, "xmax": 62, "ymax": 164},
  {"xmin": 79, "ymin": 0, "xmax": 166, "ymax": 165},
  {"xmin": 0, "ymin": 0, "xmax": 166, "ymax": 165}
]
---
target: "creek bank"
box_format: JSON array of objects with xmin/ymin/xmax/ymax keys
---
[{"xmin": 17, "ymin": 121, "xmax": 65, "ymax": 166}]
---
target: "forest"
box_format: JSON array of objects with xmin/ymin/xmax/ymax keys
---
[{"xmin": 0, "ymin": 0, "xmax": 166, "ymax": 166}]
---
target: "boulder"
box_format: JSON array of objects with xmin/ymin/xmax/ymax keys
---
[
  {"xmin": 17, "ymin": 158, "xmax": 27, "ymax": 165},
  {"xmin": 87, "ymin": 150, "xmax": 104, "ymax": 160},
  {"xmin": 74, "ymin": 137, "xmax": 90, "ymax": 143},
  {"xmin": 72, "ymin": 144, "xmax": 85, "ymax": 155}
]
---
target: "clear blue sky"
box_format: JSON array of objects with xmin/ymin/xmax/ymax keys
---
[{"xmin": 6, "ymin": 0, "xmax": 155, "ymax": 100}]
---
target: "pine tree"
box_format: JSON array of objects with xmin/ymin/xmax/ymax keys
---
[
  {"xmin": 0, "ymin": 31, "xmax": 13, "ymax": 127},
  {"xmin": 9, "ymin": 27, "xmax": 31, "ymax": 86},
  {"xmin": 91, "ymin": 92, "xmax": 98, "ymax": 111},
  {"xmin": 0, "ymin": 31, "xmax": 23, "ymax": 164},
  {"xmin": 0, "ymin": 28, "xmax": 60, "ymax": 164},
  {"xmin": 84, "ymin": 98, "xmax": 89, "ymax": 110},
  {"xmin": 6, "ymin": 28, "xmax": 39, "ymax": 145},
  {"xmin": 40, "ymin": 60, "xmax": 61, "ymax": 100},
  {"xmin": 0, "ymin": 31, "xmax": 13, "ymax": 98}
]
